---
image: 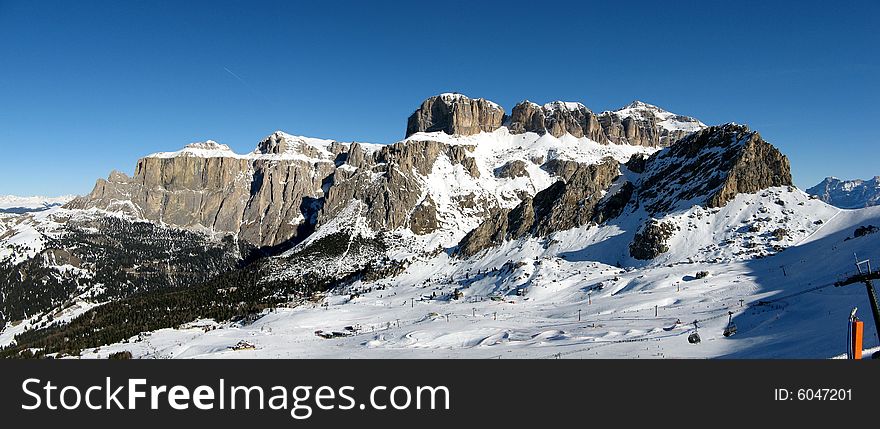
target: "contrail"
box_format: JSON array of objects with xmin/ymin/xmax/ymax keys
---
[
  {"xmin": 222, "ymin": 66, "xmax": 271, "ymax": 103},
  {"xmin": 223, "ymin": 66, "xmax": 249, "ymax": 87}
]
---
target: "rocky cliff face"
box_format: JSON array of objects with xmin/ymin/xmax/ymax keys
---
[
  {"xmin": 597, "ymin": 101, "xmax": 705, "ymax": 147},
  {"xmin": 807, "ymin": 176, "xmax": 880, "ymax": 209},
  {"xmin": 317, "ymin": 139, "xmax": 482, "ymax": 235},
  {"xmin": 507, "ymin": 100, "xmax": 705, "ymax": 147},
  {"xmin": 507, "ymin": 101, "xmax": 607, "ymax": 142},
  {"xmin": 67, "ymin": 135, "xmax": 339, "ymax": 248},
  {"xmin": 68, "ymin": 129, "xmax": 493, "ymax": 249},
  {"xmin": 66, "ymin": 95, "xmax": 790, "ymax": 263},
  {"xmin": 636, "ymin": 124, "xmax": 793, "ymax": 215},
  {"xmin": 405, "ymin": 93, "xmax": 505, "ymax": 137},
  {"xmin": 457, "ymin": 159, "xmax": 621, "ymax": 257},
  {"xmin": 457, "ymin": 123, "xmax": 795, "ymax": 258},
  {"xmin": 4, "ymin": 92, "xmax": 828, "ymax": 358}
]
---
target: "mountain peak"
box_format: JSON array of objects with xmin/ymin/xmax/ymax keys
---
[
  {"xmin": 622, "ymin": 100, "xmax": 659, "ymax": 110},
  {"xmin": 184, "ymin": 140, "xmax": 228, "ymax": 150},
  {"xmin": 406, "ymin": 94, "xmax": 505, "ymax": 137},
  {"xmin": 638, "ymin": 123, "xmax": 791, "ymax": 214},
  {"xmin": 256, "ymin": 131, "xmax": 293, "ymax": 154},
  {"xmin": 542, "ymin": 101, "xmax": 588, "ymax": 111},
  {"xmin": 148, "ymin": 140, "xmax": 235, "ymax": 159},
  {"xmin": 807, "ymin": 175, "xmax": 880, "ymax": 208},
  {"xmin": 254, "ymin": 131, "xmax": 337, "ymax": 160}
]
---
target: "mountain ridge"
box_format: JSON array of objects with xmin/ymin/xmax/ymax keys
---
[{"xmin": 807, "ymin": 176, "xmax": 880, "ymax": 209}]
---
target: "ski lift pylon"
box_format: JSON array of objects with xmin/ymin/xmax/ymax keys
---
[
  {"xmin": 687, "ymin": 320, "xmax": 701, "ymax": 344},
  {"xmin": 723, "ymin": 311, "xmax": 737, "ymax": 337}
]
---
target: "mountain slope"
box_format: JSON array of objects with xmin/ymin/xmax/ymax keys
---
[{"xmin": 32, "ymin": 191, "xmax": 877, "ymax": 359}]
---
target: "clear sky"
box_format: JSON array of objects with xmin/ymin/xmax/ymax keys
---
[{"xmin": 1, "ymin": 0, "xmax": 877, "ymax": 195}]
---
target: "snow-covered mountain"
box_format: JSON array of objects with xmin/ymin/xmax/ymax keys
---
[
  {"xmin": 1, "ymin": 94, "xmax": 878, "ymax": 359},
  {"xmin": 807, "ymin": 176, "xmax": 880, "ymax": 209},
  {"xmin": 0, "ymin": 195, "xmax": 75, "ymax": 214}
]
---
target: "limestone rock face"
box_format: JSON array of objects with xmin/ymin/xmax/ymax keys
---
[
  {"xmin": 455, "ymin": 122, "xmax": 794, "ymax": 258},
  {"xmin": 507, "ymin": 100, "xmax": 705, "ymax": 147},
  {"xmin": 591, "ymin": 181, "xmax": 635, "ymax": 224},
  {"xmin": 636, "ymin": 124, "xmax": 793, "ymax": 214},
  {"xmin": 507, "ymin": 101, "xmax": 607, "ymax": 142},
  {"xmin": 494, "ymin": 160, "xmax": 530, "ymax": 179},
  {"xmin": 457, "ymin": 159, "xmax": 620, "ymax": 257},
  {"xmin": 65, "ymin": 95, "xmax": 793, "ymax": 265},
  {"xmin": 405, "ymin": 93, "xmax": 505, "ymax": 137},
  {"xmin": 597, "ymin": 101, "xmax": 705, "ymax": 147},
  {"xmin": 68, "ymin": 129, "xmax": 490, "ymax": 249},
  {"xmin": 318, "ymin": 139, "xmax": 481, "ymax": 234},
  {"xmin": 624, "ymin": 153, "xmax": 649, "ymax": 174},
  {"xmin": 409, "ymin": 196, "xmax": 439, "ymax": 235},
  {"xmin": 67, "ymin": 135, "xmax": 338, "ymax": 248}
]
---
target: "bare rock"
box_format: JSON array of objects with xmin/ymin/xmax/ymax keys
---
[
  {"xmin": 67, "ymin": 137, "xmax": 338, "ymax": 248},
  {"xmin": 637, "ymin": 124, "xmax": 793, "ymax": 214},
  {"xmin": 319, "ymin": 139, "xmax": 481, "ymax": 235},
  {"xmin": 508, "ymin": 100, "xmax": 704, "ymax": 147},
  {"xmin": 507, "ymin": 101, "xmax": 607, "ymax": 142},
  {"xmin": 405, "ymin": 93, "xmax": 505, "ymax": 137},
  {"xmin": 494, "ymin": 160, "xmax": 530, "ymax": 179},
  {"xmin": 630, "ymin": 220, "xmax": 678, "ymax": 260},
  {"xmin": 457, "ymin": 159, "xmax": 620, "ymax": 256},
  {"xmin": 598, "ymin": 101, "xmax": 704, "ymax": 147},
  {"xmin": 409, "ymin": 196, "xmax": 439, "ymax": 235}
]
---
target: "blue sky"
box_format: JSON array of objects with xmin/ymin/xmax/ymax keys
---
[{"xmin": 0, "ymin": 0, "xmax": 877, "ymax": 195}]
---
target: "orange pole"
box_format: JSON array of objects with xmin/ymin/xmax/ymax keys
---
[{"xmin": 852, "ymin": 320, "xmax": 864, "ymax": 360}]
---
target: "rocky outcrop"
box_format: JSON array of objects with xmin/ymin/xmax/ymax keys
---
[
  {"xmin": 507, "ymin": 100, "xmax": 705, "ymax": 147},
  {"xmin": 405, "ymin": 93, "xmax": 505, "ymax": 137},
  {"xmin": 507, "ymin": 101, "xmax": 607, "ymax": 142},
  {"xmin": 624, "ymin": 153, "xmax": 649, "ymax": 174},
  {"xmin": 853, "ymin": 225, "xmax": 878, "ymax": 238},
  {"xmin": 457, "ymin": 159, "xmax": 620, "ymax": 257},
  {"xmin": 591, "ymin": 181, "xmax": 635, "ymax": 224},
  {"xmin": 636, "ymin": 124, "xmax": 793, "ymax": 214},
  {"xmin": 67, "ymin": 135, "xmax": 338, "ymax": 248},
  {"xmin": 456, "ymin": 123, "xmax": 793, "ymax": 258},
  {"xmin": 597, "ymin": 101, "xmax": 705, "ymax": 147},
  {"xmin": 629, "ymin": 220, "xmax": 678, "ymax": 260},
  {"xmin": 409, "ymin": 196, "xmax": 439, "ymax": 235},
  {"xmin": 318, "ymin": 139, "xmax": 481, "ymax": 234},
  {"xmin": 494, "ymin": 160, "xmax": 530, "ymax": 179},
  {"xmin": 69, "ymin": 132, "xmax": 492, "ymax": 248}
]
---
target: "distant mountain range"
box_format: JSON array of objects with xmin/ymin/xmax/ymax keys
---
[
  {"xmin": 0, "ymin": 195, "xmax": 75, "ymax": 214},
  {"xmin": 807, "ymin": 176, "xmax": 880, "ymax": 209}
]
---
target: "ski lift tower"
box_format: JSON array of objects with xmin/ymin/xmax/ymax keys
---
[{"xmin": 834, "ymin": 255, "xmax": 880, "ymax": 359}]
